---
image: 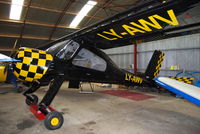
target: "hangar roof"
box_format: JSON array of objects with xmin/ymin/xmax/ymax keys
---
[{"xmin": 0, "ymin": 0, "xmax": 140, "ymax": 53}]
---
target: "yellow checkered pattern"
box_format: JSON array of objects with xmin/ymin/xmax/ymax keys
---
[
  {"xmin": 13, "ymin": 47, "xmax": 53, "ymax": 82},
  {"xmin": 154, "ymin": 53, "xmax": 165, "ymax": 77},
  {"xmin": 168, "ymin": 76, "xmax": 194, "ymax": 85}
]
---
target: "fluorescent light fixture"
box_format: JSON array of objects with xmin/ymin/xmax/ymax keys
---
[
  {"xmin": 70, "ymin": 0, "xmax": 97, "ymax": 28},
  {"xmin": 9, "ymin": 0, "xmax": 24, "ymax": 20}
]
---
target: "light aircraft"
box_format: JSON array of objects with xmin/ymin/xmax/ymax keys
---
[
  {"xmin": 0, "ymin": 0, "xmax": 200, "ymax": 130},
  {"xmin": 0, "ymin": 53, "xmax": 22, "ymax": 92},
  {"xmin": 0, "ymin": 53, "xmax": 16, "ymax": 82}
]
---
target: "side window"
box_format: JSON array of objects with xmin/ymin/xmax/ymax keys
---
[
  {"xmin": 72, "ymin": 48, "xmax": 107, "ymax": 72},
  {"xmin": 56, "ymin": 40, "xmax": 79, "ymax": 60}
]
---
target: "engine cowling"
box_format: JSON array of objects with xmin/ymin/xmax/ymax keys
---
[{"xmin": 13, "ymin": 47, "xmax": 53, "ymax": 82}]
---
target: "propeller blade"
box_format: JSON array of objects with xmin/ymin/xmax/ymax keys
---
[{"xmin": 10, "ymin": 39, "xmax": 18, "ymax": 57}]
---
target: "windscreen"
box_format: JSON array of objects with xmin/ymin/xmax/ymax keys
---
[{"xmin": 46, "ymin": 40, "xmax": 80, "ymax": 60}]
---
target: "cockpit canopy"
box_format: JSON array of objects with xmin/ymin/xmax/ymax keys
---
[
  {"xmin": 46, "ymin": 40, "xmax": 80, "ymax": 60},
  {"xmin": 46, "ymin": 39, "xmax": 107, "ymax": 72}
]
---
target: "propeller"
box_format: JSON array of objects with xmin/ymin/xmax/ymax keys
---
[
  {"xmin": 10, "ymin": 39, "xmax": 18, "ymax": 57},
  {"xmin": 3, "ymin": 39, "xmax": 18, "ymax": 75}
]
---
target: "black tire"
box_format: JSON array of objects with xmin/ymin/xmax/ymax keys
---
[
  {"xmin": 25, "ymin": 94, "xmax": 38, "ymax": 105},
  {"xmin": 44, "ymin": 111, "xmax": 64, "ymax": 130}
]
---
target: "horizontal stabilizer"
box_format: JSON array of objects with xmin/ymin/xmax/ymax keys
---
[{"xmin": 155, "ymin": 77, "xmax": 200, "ymax": 106}]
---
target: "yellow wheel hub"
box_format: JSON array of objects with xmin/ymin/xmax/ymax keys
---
[{"xmin": 50, "ymin": 117, "xmax": 59, "ymax": 126}]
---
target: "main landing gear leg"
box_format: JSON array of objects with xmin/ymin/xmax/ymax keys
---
[
  {"xmin": 38, "ymin": 75, "xmax": 65, "ymax": 130},
  {"xmin": 23, "ymin": 81, "xmax": 40, "ymax": 105}
]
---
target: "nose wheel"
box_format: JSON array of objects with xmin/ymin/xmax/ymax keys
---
[
  {"xmin": 44, "ymin": 111, "xmax": 64, "ymax": 130},
  {"xmin": 29, "ymin": 104, "xmax": 64, "ymax": 130}
]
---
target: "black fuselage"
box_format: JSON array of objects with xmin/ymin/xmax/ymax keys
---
[{"xmin": 42, "ymin": 39, "xmax": 151, "ymax": 88}]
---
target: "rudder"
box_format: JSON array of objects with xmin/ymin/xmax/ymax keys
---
[{"xmin": 145, "ymin": 50, "xmax": 165, "ymax": 79}]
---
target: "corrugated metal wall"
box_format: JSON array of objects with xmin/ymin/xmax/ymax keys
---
[
  {"xmin": 104, "ymin": 33, "xmax": 200, "ymax": 78},
  {"xmin": 104, "ymin": 44, "xmax": 134, "ymax": 72}
]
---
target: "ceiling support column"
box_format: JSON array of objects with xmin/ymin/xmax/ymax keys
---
[{"xmin": 134, "ymin": 43, "xmax": 137, "ymax": 73}]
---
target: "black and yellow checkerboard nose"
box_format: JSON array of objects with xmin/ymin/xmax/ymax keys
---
[{"xmin": 13, "ymin": 47, "xmax": 53, "ymax": 82}]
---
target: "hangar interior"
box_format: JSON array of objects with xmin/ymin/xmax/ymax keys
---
[{"xmin": 0, "ymin": 0, "xmax": 200, "ymax": 134}]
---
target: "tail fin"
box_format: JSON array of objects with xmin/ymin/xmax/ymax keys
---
[{"xmin": 145, "ymin": 50, "xmax": 165, "ymax": 79}]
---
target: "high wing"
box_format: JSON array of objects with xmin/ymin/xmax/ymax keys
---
[
  {"xmin": 0, "ymin": 53, "xmax": 20, "ymax": 62},
  {"xmin": 39, "ymin": 0, "xmax": 200, "ymax": 50}
]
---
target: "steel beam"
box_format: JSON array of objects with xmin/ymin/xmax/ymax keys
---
[
  {"xmin": 18, "ymin": 0, "xmax": 33, "ymax": 47},
  {"xmin": 0, "ymin": 1, "xmax": 102, "ymax": 20},
  {"xmin": 0, "ymin": 18, "xmax": 79, "ymax": 29},
  {"xmin": 48, "ymin": 0, "xmax": 75, "ymax": 41},
  {"xmin": 0, "ymin": 33, "xmax": 57, "ymax": 40},
  {"xmin": 134, "ymin": 43, "xmax": 137, "ymax": 73}
]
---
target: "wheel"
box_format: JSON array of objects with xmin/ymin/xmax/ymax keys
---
[
  {"xmin": 25, "ymin": 94, "xmax": 38, "ymax": 105},
  {"xmin": 44, "ymin": 111, "xmax": 64, "ymax": 130}
]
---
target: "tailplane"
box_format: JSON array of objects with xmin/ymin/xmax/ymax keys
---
[{"xmin": 145, "ymin": 50, "xmax": 165, "ymax": 79}]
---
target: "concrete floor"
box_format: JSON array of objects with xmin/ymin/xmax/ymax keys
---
[{"xmin": 0, "ymin": 82, "xmax": 200, "ymax": 134}]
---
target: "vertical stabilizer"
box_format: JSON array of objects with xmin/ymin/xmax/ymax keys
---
[{"xmin": 145, "ymin": 50, "xmax": 165, "ymax": 79}]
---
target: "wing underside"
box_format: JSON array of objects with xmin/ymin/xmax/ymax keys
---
[{"xmin": 39, "ymin": 0, "xmax": 200, "ymax": 50}]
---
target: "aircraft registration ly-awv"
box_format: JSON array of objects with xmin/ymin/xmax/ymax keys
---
[
  {"xmin": 97, "ymin": 9, "xmax": 179, "ymax": 40},
  {"xmin": 0, "ymin": 0, "xmax": 199, "ymax": 130}
]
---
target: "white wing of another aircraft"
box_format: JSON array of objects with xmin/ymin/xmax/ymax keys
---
[{"xmin": 0, "ymin": 53, "xmax": 20, "ymax": 62}]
